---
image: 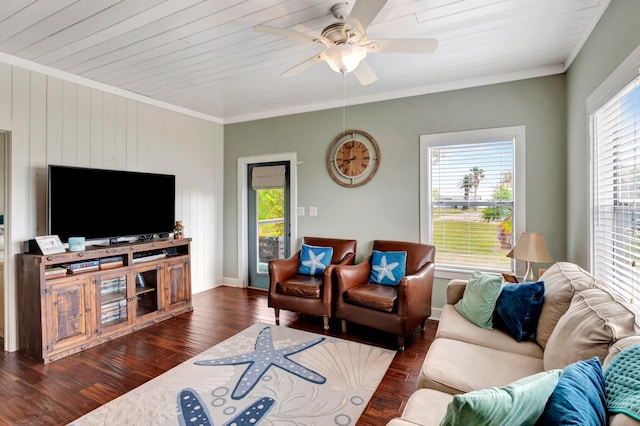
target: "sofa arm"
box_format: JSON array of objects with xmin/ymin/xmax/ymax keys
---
[{"xmin": 446, "ymin": 279, "xmax": 468, "ymax": 305}]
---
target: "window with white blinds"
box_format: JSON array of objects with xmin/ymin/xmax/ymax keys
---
[
  {"xmin": 420, "ymin": 127, "xmax": 525, "ymax": 276},
  {"xmin": 591, "ymin": 75, "xmax": 640, "ymax": 304}
]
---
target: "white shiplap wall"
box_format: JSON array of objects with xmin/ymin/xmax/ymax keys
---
[{"xmin": 0, "ymin": 62, "xmax": 224, "ymax": 352}]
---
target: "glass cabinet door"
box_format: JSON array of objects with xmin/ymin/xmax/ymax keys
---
[
  {"xmin": 97, "ymin": 273, "xmax": 128, "ymax": 330},
  {"xmin": 133, "ymin": 266, "xmax": 161, "ymax": 318}
]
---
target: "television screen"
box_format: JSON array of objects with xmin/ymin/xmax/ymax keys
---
[{"xmin": 48, "ymin": 165, "xmax": 176, "ymax": 243}]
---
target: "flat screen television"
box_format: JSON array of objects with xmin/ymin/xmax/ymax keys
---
[{"xmin": 48, "ymin": 165, "xmax": 176, "ymax": 243}]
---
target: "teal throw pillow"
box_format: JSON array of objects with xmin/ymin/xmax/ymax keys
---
[
  {"xmin": 493, "ymin": 281, "xmax": 545, "ymax": 341},
  {"xmin": 454, "ymin": 270, "xmax": 504, "ymax": 329},
  {"xmin": 369, "ymin": 250, "xmax": 407, "ymax": 285},
  {"xmin": 440, "ymin": 369, "xmax": 563, "ymax": 426},
  {"xmin": 298, "ymin": 244, "xmax": 333, "ymax": 276},
  {"xmin": 536, "ymin": 357, "xmax": 606, "ymax": 426}
]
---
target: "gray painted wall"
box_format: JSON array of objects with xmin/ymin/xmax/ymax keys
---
[
  {"xmin": 566, "ymin": 0, "xmax": 640, "ymax": 268},
  {"xmin": 225, "ymin": 75, "xmax": 567, "ymax": 308}
]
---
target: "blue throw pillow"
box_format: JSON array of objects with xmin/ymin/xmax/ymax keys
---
[
  {"xmin": 493, "ymin": 281, "xmax": 545, "ymax": 341},
  {"xmin": 297, "ymin": 244, "xmax": 333, "ymax": 276},
  {"xmin": 369, "ymin": 250, "xmax": 407, "ymax": 285},
  {"xmin": 536, "ymin": 357, "xmax": 606, "ymax": 426}
]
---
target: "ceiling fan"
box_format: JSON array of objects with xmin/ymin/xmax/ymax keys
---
[{"xmin": 254, "ymin": 0, "xmax": 438, "ymax": 85}]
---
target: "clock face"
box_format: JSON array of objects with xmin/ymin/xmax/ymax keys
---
[
  {"xmin": 327, "ymin": 129, "xmax": 380, "ymax": 188},
  {"xmin": 335, "ymin": 139, "xmax": 370, "ymax": 178}
]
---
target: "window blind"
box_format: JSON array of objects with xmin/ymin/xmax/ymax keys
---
[
  {"xmin": 429, "ymin": 140, "xmax": 514, "ymax": 271},
  {"xmin": 592, "ymin": 75, "xmax": 640, "ymax": 304},
  {"xmin": 251, "ymin": 165, "xmax": 286, "ymax": 190}
]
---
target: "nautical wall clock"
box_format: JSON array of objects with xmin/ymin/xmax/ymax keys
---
[{"xmin": 327, "ymin": 129, "xmax": 381, "ymax": 188}]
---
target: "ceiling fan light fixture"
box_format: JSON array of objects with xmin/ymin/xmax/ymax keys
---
[{"xmin": 324, "ymin": 44, "xmax": 367, "ymax": 74}]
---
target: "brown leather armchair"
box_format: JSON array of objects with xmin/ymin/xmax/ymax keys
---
[
  {"xmin": 268, "ymin": 236, "xmax": 357, "ymax": 329},
  {"xmin": 334, "ymin": 240, "xmax": 436, "ymax": 350}
]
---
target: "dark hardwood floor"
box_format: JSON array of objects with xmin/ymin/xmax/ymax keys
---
[{"xmin": 0, "ymin": 286, "xmax": 437, "ymax": 425}]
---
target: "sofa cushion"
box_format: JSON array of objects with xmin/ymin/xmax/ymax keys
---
[
  {"xmin": 544, "ymin": 287, "xmax": 640, "ymax": 370},
  {"xmin": 298, "ymin": 243, "xmax": 333, "ymax": 276},
  {"xmin": 417, "ymin": 338, "xmax": 544, "ymax": 394},
  {"xmin": 397, "ymin": 389, "xmax": 453, "ymax": 425},
  {"xmin": 536, "ymin": 262, "xmax": 600, "ymax": 348},
  {"xmin": 494, "ymin": 280, "xmax": 545, "ymax": 342},
  {"xmin": 440, "ymin": 370, "xmax": 562, "ymax": 426},
  {"xmin": 436, "ymin": 304, "xmax": 543, "ymax": 359},
  {"xmin": 537, "ymin": 357, "xmax": 607, "ymax": 426},
  {"xmin": 369, "ymin": 250, "xmax": 407, "ymax": 285},
  {"xmin": 454, "ymin": 270, "xmax": 504, "ymax": 330}
]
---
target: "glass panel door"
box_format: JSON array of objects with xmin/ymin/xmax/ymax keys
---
[{"xmin": 248, "ymin": 162, "xmax": 290, "ymax": 289}]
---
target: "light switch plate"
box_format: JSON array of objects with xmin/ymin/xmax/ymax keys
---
[
  {"xmin": 309, "ymin": 206, "xmax": 318, "ymax": 216},
  {"xmin": 297, "ymin": 207, "xmax": 305, "ymax": 216}
]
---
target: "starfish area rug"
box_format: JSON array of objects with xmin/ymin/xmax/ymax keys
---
[{"xmin": 70, "ymin": 323, "xmax": 396, "ymax": 425}]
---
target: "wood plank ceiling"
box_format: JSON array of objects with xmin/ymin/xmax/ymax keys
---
[{"xmin": 0, "ymin": 0, "xmax": 610, "ymax": 123}]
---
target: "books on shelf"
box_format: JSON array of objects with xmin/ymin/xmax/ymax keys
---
[
  {"xmin": 100, "ymin": 256, "xmax": 124, "ymax": 269},
  {"xmin": 44, "ymin": 267, "xmax": 68, "ymax": 279}
]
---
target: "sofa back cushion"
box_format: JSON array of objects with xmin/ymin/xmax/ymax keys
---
[
  {"xmin": 536, "ymin": 262, "xmax": 600, "ymax": 348},
  {"xmin": 543, "ymin": 287, "xmax": 640, "ymax": 370}
]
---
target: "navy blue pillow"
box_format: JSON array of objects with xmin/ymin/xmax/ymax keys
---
[
  {"xmin": 493, "ymin": 281, "xmax": 544, "ymax": 341},
  {"xmin": 536, "ymin": 357, "xmax": 606, "ymax": 426}
]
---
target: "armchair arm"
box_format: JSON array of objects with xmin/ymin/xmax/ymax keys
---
[
  {"xmin": 268, "ymin": 252, "xmax": 301, "ymax": 292},
  {"xmin": 446, "ymin": 279, "xmax": 468, "ymax": 305},
  {"xmin": 397, "ymin": 262, "xmax": 435, "ymax": 318},
  {"xmin": 335, "ymin": 256, "xmax": 372, "ymax": 293}
]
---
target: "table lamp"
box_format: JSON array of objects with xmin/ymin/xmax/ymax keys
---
[{"xmin": 506, "ymin": 232, "xmax": 553, "ymax": 281}]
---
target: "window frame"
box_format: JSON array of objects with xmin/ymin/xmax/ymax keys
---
[
  {"xmin": 588, "ymin": 44, "xmax": 640, "ymax": 304},
  {"xmin": 419, "ymin": 126, "xmax": 527, "ymax": 280}
]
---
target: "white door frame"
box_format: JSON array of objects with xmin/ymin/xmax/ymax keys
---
[{"xmin": 237, "ymin": 152, "xmax": 297, "ymax": 288}]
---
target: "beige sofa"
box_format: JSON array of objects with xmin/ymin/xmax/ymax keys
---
[{"xmin": 388, "ymin": 262, "xmax": 640, "ymax": 426}]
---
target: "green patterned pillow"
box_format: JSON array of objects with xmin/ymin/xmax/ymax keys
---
[
  {"xmin": 440, "ymin": 370, "xmax": 562, "ymax": 426},
  {"xmin": 454, "ymin": 270, "xmax": 504, "ymax": 329}
]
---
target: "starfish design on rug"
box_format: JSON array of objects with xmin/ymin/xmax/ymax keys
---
[
  {"xmin": 178, "ymin": 388, "xmax": 275, "ymax": 426},
  {"xmin": 372, "ymin": 255, "xmax": 400, "ymax": 282},
  {"xmin": 195, "ymin": 326, "xmax": 326, "ymax": 399},
  {"xmin": 301, "ymin": 249, "xmax": 326, "ymax": 275}
]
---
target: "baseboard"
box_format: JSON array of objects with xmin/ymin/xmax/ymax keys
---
[
  {"xmin": 429, "ymin": 307, "xmax": 442, "ymax": 321},
  {"xmin": 221, "ymin": 277, "xmax": 243, "ymax": 288}
]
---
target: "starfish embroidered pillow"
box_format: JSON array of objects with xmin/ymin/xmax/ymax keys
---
[
  {"xmin": 369, "ymin": 250, "xmax": 407, "ymax": 285},
  {"xmin": 298, "ymin": 244, "xmax": 333, "ymax": 276}
]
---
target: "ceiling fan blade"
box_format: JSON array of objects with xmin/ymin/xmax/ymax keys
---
[
  {"xmin": 281, "ymin": 54, "xmax": 324, "ymax": 77},
  {"xmin": 254, "ymin": 24, "xmax": 325, "ymax": 44},
  {"xmin": 353, "ymin": 59, "xmax": 378, "ymax": 86},
  {"xmin": 374, "ymin": 38, "xmax": 438, "ymax": 54},
  {"xmin": 346, "ymin": 0, "xmax": 388, "ymax": 34}
]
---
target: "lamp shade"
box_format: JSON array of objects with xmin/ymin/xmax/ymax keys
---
[
  {"xmin": 506, "ymin": 232, "xmax": 553, "ymax": 263},
  {"xmin": 324, "ymin": 44, "xmax": 367, "ymax": 74}
]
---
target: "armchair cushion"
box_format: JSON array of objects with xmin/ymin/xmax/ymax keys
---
[
  {"xmin": 369, "ymin": 250, "xmax": 407, "ymax": 285},
  {"xmin": 344, "ymin": 283, "xmax": 397, "ymax": 313},
  {"xmin": 277, "ymin": 275, "xmax": 323, "ymax": 299},
  {"xmin": 298, "ymin": 243, "xmax": 333, "ymax": 276}
]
